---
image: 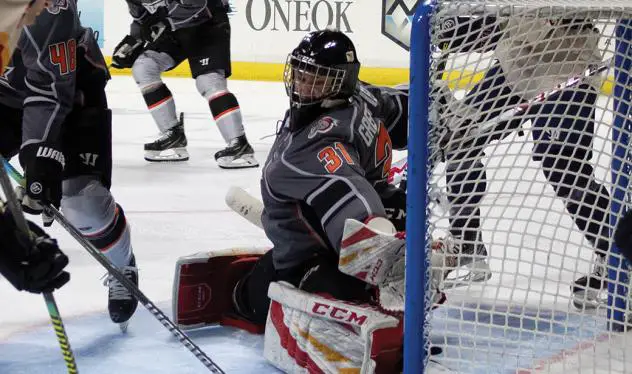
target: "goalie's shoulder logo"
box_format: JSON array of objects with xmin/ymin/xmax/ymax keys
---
[
  {"xmin": 308, "ymin": 117, "xmax": 339, "ymax": 139},
  {"xmin": 47, "ymin": 0, "xmax": 70, "ymax": 15}
]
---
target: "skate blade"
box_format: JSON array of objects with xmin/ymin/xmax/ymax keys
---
[
  {"xmin": 119, "ymin": 321, "xmax": 129, "ymax": 333},
  {"xmin": 217, "ymin": 154, "xmax": 259, "ymax": 169},
  {"xmin": 443, "ymin": 261, "xmax": 492, "ymax": 289},
  {"xmin": 571, "ymin": 289, "xmax": 607, "ymax": 310},
  {"xmin": 145, "ymin": 148, "xmax": 190, "ymax": 162}
]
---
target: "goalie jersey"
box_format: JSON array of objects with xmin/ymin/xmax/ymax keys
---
[
  {"xmin": 0, "ymin": 0, "xmax": 107, "ymax": 149},
  {"xmin": 261, "ymin": 83, "xmax": 408, "ymax": 270}
]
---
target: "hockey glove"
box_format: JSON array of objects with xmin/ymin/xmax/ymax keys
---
[
  {"xmin": 615, "ymin": 210, "xmax": 632, "ymax": 263},
  {"xmin": 19, "ymin": 143, "xmax": 65, "ymax": 215},
  {"xmin": 0, "ymin": 204, "xmax": 70, "ymax": 293},
  {"xmin": 111, "ymin": 35, "xmax": 144, "ymax": 69},
  {"xmin": 141, "ymin": 20, "xmax": 171, "ymax": 46}
]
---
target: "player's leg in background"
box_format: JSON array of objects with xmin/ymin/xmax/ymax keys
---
[
  {"xmin": 60, "ymin": 86, "xmax": 139, "ymax": 325},
  {"xmin": 132, "ymin": 37, "xmax": 189, "ymax": 162},
  {"xmin": 442, "ymin": 64, "xmax": 522, "ymax": 283},
  {"xmin": 530, "ymin": 84, "xmax": 610, "ymax": 309},
  {"xmin": 185, "ymin": 16, "xmax": 258, "ymax": 169}
]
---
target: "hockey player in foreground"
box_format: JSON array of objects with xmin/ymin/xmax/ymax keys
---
[
  {"xmin": 0, "ymin": 1, "xmax": 139, "ymax": 328},
  {"xmin": 436, "ymin": 16, "xmax": 611, "ymax": 308},
  {"xmin": 172, "ymin": 30, "xmax": 450, "ymax": 373},
  {"xmin": 1, "ymin": 0, "xmax": 69, "ymax": 294},
  {"xmin": 0, "ymin": 201, "xmax": 70, "ymax": 295},
  {"xmin": 112, "ymin": 0, "xmax": 259, "ymax": 168}
]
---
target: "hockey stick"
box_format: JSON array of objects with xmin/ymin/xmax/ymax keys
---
[
  {"xmin": 226, "ymin": 157, "xmax": 411, "ymax": 231},
  {"xmin": 2, "ymin": 160, "xmax": 224, "ymax": 374},
  {"xmin": 0, "ymin": 157, "xmax": 79, "ymax": 374},
  {"xmin": 225, "ymin": 186, "xmax": 264, "ymax": 229},
  {"xmin": 454, "ymin": 58, "xmax": 612, "ymax": 146}
]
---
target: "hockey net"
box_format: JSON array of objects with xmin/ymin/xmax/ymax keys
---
[{"xmin": 407, "ymin": 1, "xmax": 632, "ymax": 373}]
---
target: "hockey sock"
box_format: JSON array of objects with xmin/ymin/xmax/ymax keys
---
[
  {"xmin": 208, "ymin": 91, "xmax": 245, "ymax": 143},
  {"xmin": 84, "ymin": 203, "xmax": 133, "ymax": 269},
  {"xmin": 142, "ymin": 83, "xmax": 179, "ymax": 133},
  {"xmin": 446, "ymin": 158, "xmax": 487, "ymax": 242}
]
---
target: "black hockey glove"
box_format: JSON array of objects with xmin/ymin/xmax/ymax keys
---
[
  {"xmin": 0, "ymin": 205, "xmax": 70, "ymax": 293},
  {"xmin": 111, "ymin": 35, "xmax": 144, "ymax": 69},
  {"xmin": 141, "ymin": 20, "xmax": 171, "ymax": 46},
  {"xmin": 19, "ymin": 143, "xmax": 65, "ymax": 216},
  {"xmin": 615, "ymin": 210, "xmax": 632, "ymax": 263}
]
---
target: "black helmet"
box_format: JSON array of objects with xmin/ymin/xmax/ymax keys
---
[{"xmin": 284, "ymin": 30, "xmax": 361, "ymax": 108}]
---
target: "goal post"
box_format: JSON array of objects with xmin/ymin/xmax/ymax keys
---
[{"xmin": 407, "ymin": 2, "xmax": 632, "ymax": 373}]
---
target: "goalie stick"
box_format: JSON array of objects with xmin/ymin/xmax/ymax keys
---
[
  {"xmin": 2, "ymin": 160, "xmax": 225, "ymax": 374},
  {"xmin": 226, "ymin": 159, "xmax": 410, "ymax": 231},
  {"xmin": 0, "ymin": 156, "xmax": 78, "ymax": 374}
]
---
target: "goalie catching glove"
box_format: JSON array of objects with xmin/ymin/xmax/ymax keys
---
[{"xmin": 338, "ymin": 217, "xmax": 450, "ymax": 313}]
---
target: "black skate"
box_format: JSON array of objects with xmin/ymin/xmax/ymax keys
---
[
  {"xmin": 144, "ymin": 113, "xmax": 189, "ymax": 162},
  {"xmin": 572, "ymin": 255, "xmax": 606, "ymax": 310},
  {"xmin": 214, "ymin": 135, "xmax": 259, "ymax": 169},
  {"xmin": 106, "ymin": 255, "xmax": 139, "ymax": 332}
]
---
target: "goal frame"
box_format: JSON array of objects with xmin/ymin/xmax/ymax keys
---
[{"xmin": 405, "ymin": 2, "xmax": 632, "ymax": 373}]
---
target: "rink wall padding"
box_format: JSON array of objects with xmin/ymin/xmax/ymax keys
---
[{"xmin": 104, "ymin": 56, "xmax": 615, "ymax": 94}]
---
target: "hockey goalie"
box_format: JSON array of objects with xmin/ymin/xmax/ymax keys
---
[{"xmin": 172, "ymin": 30, "xmax": 454, "ymax": 373}]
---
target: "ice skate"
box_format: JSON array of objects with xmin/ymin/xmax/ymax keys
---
[
  {"xmin": 434, "ymin": 235, "xmax": 492, "ymax": 289},
  {"xmin": 105, "ymin": 255, "xmax": 139, "ymax": 331},
  {"xmin": 214, "ymin": 135, "xmax": 259, "ymax": 169},
  {"xmin": 571, "ymin": 255, "xmax": 606, "ymax": 310},
  {"xmin": 144, "ymin": 114, "xmax": 189, "ymax": 162}
]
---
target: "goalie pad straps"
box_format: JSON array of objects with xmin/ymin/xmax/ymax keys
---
[
  {"xmin": 339, "ymin": 217, "xmax": 449, "ymax": 312},
  {"xmin": 264, "ymin": 281, "xmax": 403, "ymax": 374}
]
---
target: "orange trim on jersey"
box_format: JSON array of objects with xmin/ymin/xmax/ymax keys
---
[
  {"xmin": 148, "ymin": 95, "xmax": 173, "ymax": 110},
  {"xmin": 213, "ymin": 106, "xmax": 239, "ymax": 121}
]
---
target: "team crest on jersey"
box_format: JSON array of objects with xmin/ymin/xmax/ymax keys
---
[
  {"xmin": 308, "ymin": 117, "xmax": 339, "ymax": 139},
  {"xmin": 47, "ymin": 0, "xmax": 69, "ymax": 15}
]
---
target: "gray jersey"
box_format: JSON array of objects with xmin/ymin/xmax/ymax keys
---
[
  {"xmin": 494, "ymin": 17, "xmax": 601, "ymax": 99},
  {"xmin": 0, "ymin": 0, "xmax": 107, "ymax": 147},
  {"xmin": 126, "ymin": 0, "xmax": 228, "ymax": 37},
  {"xmin": 261, "ymin": 84, "xmax": 408, "ymax": 270}
]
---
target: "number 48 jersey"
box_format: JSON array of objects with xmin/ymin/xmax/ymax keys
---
[
  {"xmin": 0, "ymin": 0, "xmax": 107, "ymax": 147},
  {"xmin": 261, "ymin": 83, "xmax": 408, "ymax": 271}
]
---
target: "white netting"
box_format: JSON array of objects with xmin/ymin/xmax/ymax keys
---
[{"xmin": 419, "ymin": 1, "xmax": 632, "ymax": 373}]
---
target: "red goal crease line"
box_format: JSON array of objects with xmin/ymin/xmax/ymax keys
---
[{"xmin": 516, "ymin": 333, "xmax": 611, "ymax": 374}]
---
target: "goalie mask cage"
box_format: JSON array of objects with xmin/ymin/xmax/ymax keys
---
[{"xmin": 406, "ymin": 1, "xmax": 632, "ymax": 373}]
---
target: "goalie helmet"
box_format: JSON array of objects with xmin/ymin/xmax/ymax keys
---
[{"xmin": 284, "ymin": 29, "xmax": 361, "ymax": 108}]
